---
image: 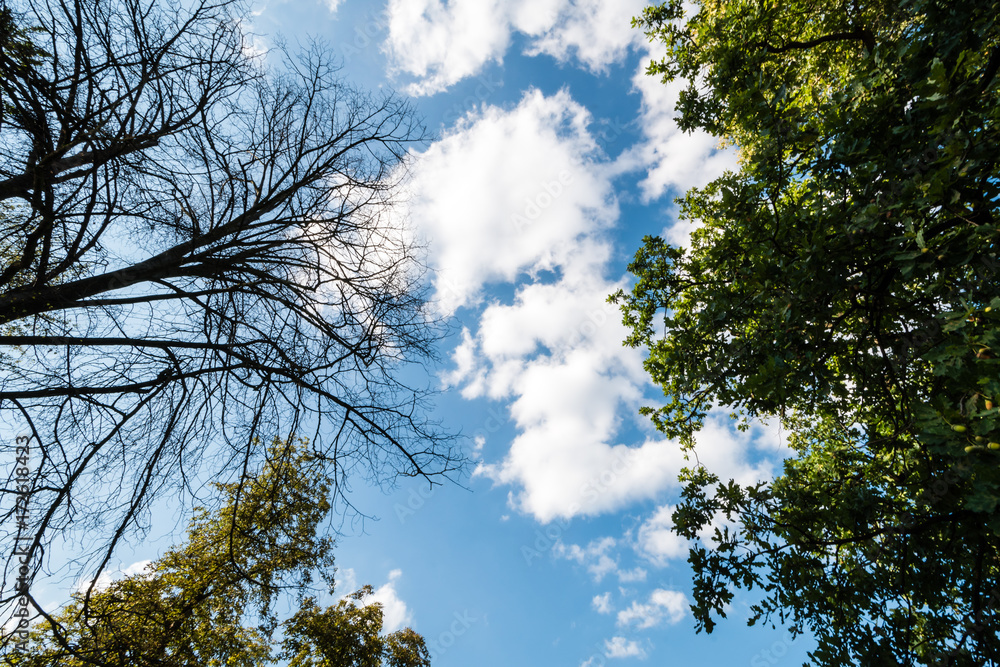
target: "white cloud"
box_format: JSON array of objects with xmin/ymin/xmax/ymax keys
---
[
  {"xmin": 636, "ymin": 504, "xmax": 687, "ymax": 565},
  {"xmin": 691, "ymin": 411, "xmax": 787, "ymax": 488},
  {"xmin": 408, "ymin": 86, "xmax": 784, "ymax": 525},
  {"xmin": 616, "ymin": 588, "xmax": 687, "ymax": 629},
  {"xmin": 408, "ymin": 90, "xmax": 686, "ymax": 523},
  {"xmin": 385, "ymin": 0, "xmax": 512, "ymax": 96},
  {"xmin": 367, "ymin": 569, "xmax": 413, "ymax": 633},
  {"xmin": 336, "ymin": 567, "xmax": 413, "ymax": 633},
  {"xmin": 630, "ymin": 62, "xmax": 735, "ymax": 200},
  {"xmin": 604, "ymin": 636, "xmax": 646, "ymax": 659},
  {"xmin": 634, "ymin": 414, "xmax": 788, "ymax": 564},
  {"xmin": 455, "ymin": 284, "xmax": 785, "ymax": 524},
  {"xmin": 407, "ymin": 88, "xmax": 614, "ymax": 315},
  {"xmin": 235, "ymin": 19, "xmax": 269, "ymax": 61},
  {"xmin": 456, "ymin": 249, "xmax": 688, "ymax": 522},
  {"xmin": 524, "ymin": 0, "xmax": 647, "ymax": 72},
  {"xmin": 384, "ymin": 0, "xmax": 646, "ymax": 95},
  {"xmin": 472, "ymin": 336, "xmax": 688, "ymax": 521},
  {"xmin": 443, "ymin": 327, "xmax": 483, "ymax": 394},
  {"xmin": 610, "ymin": 41, "xmax": 738, "ymax": 247},
  {"xmin": 593, "ymin": 592, "xmax": 613, "ymax": 614},
  {"xmin": 554, "ymin": 537, "xmax": 618, "ymax": 582},
  {"xmin": 76, "ymin": 559, "xmax": 152, "ymax": 594},
  {"xmin": 616, "ymin": 567, "xmax": 647, "ymax": 583},
  {"xmin": 122, "ymin": 560, "xmax": 151, "ymax": 577},
  {"xmin": 336, "ymin": 566, "xmax": 360, "ymax": 596}
]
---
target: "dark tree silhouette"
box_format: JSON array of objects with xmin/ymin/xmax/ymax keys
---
[{"xmin": 0, "ymin": 0, "xmax": 458, "ymax": 639}]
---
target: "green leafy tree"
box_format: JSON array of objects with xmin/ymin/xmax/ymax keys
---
[
  {"xmin": 4, "ymin": 439, "xmax": 430, "ymax": 667},
  {"xmin": 615, "ymin": 1, "xmax": 1000, "ymax": 664}
]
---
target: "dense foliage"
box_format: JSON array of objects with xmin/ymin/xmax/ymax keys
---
[
  {"xmin": 616, "ymin": 1, "xmax": 1000, "ymax": 664},
  {"xmin": 5, "ymin": 439, "xmax": 430, "ymax": 667}
]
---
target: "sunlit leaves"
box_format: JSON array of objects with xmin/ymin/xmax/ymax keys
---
[
  {"xmin": 617, "ymin": 0, "xmax": 1000, "ymax": 664},
  {"xmin": 8, "ymin": 439, "xmax": 430, "ymax": 667}
]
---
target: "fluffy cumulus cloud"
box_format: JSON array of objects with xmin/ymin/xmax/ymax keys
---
[
  {"xmin": 523, "ymin": 0, "xmax": 648, "ymax": 73},
  {"xmin": 604, "ymin": 636, "xmax": 646, "ymax": 659},
  {"xmin": 593, "ymin": 592, "xmax": 613, "ymax": 614},
  {"xmin": 384, "ymin": 0, "xmax": 514, "ymax": 95},
  {"xmin": 554, "ymin": 537, "xmax": 618, "ymax": 582},
  {"xmin": 466, "ymin": 316, "xmax": 787, "ymax": 522},
  {"xmin": 636, "ymin": 504, "xmax": 688, "ymax": 565},
  {"xmin": 635, "ymin": 413, "xmax": 787, "ymax": 564},
  {"xmin": 468, "ymin": 290, "xmax": 688, "ymax": 521},
  {"xmin": 384, "ymin": 0, "xmax": 647, "ymax": 95},
  {"xmin": 616, "ymin": 588, "xmax": 688, "ymax": 629},
  {"xmin": 406, "ymin": 88, "xmax": 614, "ymax": 315},
  {"xmin": 691, "ymin": 412, "xmax": 787, "ymax": 486},
  {"xmin": 405, "ymin": 86, "xmax": 783, "ymax": 523},
  {"xmin": 627, "ymin": 55, "xmax": 736, "ymax": 201}
]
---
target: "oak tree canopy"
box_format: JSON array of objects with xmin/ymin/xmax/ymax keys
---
[{"xmin": 616, "ymin": 1, "xmax": 1000, "ymax": 664}]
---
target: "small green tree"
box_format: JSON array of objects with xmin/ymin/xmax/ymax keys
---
[
  {"xmin": 5, "ymin": 439, "xmax": 430, "ymax": 667},
  {"xmin": 616, "ymin": 1, "xmax": 1000, "ymax": 665}
]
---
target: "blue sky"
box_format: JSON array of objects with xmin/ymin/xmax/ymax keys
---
[{"xmin": 30, "ymin": 1, "xmax": 816, "ymax": 665}]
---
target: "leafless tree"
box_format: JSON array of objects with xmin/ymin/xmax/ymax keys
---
[{"xmin": 0, "ymin": 0, "xmax": 458, "ymax": 641}]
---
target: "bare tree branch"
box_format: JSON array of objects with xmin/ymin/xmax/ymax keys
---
[{"xmin": 0, "ymin": 0, "xmax": 460, "ymax": 656}]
